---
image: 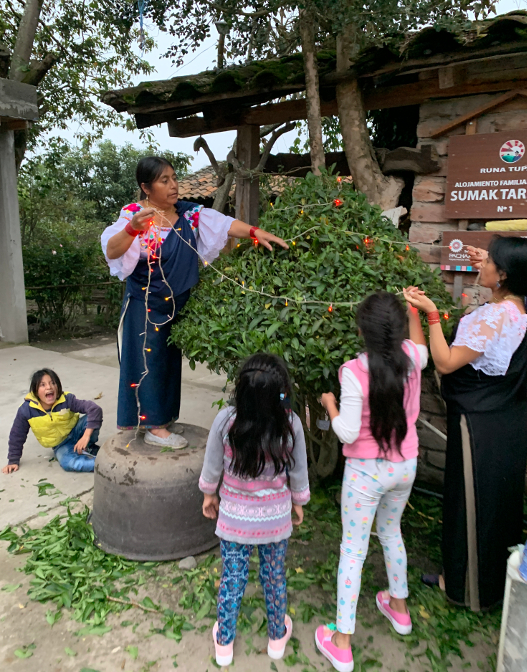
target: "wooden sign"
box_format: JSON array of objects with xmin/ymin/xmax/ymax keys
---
[
  {"xmin": 445, "ymin": 130, "xmax": 527, "ymax": 219},
  {"xmin": 441, "ymin": 230, "xmax": 527, "ymax": 271}
]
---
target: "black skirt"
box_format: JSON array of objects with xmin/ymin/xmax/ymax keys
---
[
  {"xmin": 442, "ymin": 406, "xmax": 527, "ymax": 610},
  {"xmin": 441, "ymin": 331, "xmax": 527, "ymax": 610}
]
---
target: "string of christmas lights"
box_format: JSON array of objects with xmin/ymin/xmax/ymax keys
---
[{"xmin": 125, "ymin": 195, "xmax": 463, "ymax": 442}]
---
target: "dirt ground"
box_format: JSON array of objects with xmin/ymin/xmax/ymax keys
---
[{"xmin": 0, "ymin": 490, "xmax": 499, "ymax": 672}]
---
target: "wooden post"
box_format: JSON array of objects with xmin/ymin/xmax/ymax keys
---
[
  {"xmin": 235, "ymin": 124, "xmax": 260, "ymax": 226},
  {"xmin": 0, "ymin": 127, "xmax": 28, "ymax": 343}
]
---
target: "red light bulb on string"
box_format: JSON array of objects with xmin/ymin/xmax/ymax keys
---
[
  {"xmin": 337, "ymin": 176, "xmax": 342, "ymax": 184},
  {"xmin": 328, "ymin": 303, "xmax": 333, "ymax": 313},
  {"xmin": 443, "ymin": 312, "xmax": 449, "ymax": 320},
  {"xmin": 406, "ymin": 245, "xmax": 410, "ymax": 251},
  {"xmin": 140, "ymin": 415, "xmax": 146, "ymax": 421},
  {"xmin": 334, "ymin": 198, "xmax": 343, "ymax": 207}
]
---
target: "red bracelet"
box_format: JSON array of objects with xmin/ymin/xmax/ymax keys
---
[
  {"xmin": 427, "ymin": 310, "xmax": 441, "ymax": 325},
  {"xmin": 125, "ymin": 222, "xmax": 141, "ymax": 237},
  {"xmin": 249, "ymin": 226, "xmax": 259, "ymax": 239}
]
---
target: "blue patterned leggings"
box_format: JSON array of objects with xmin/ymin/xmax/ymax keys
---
[{"xmin": 217, "ymin": 539, "xmax": 288, "ymax": 645}]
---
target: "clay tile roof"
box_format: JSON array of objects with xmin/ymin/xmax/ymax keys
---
[
  {"xmin": 178, "ymin": 164, "xmax": 317, "ymax": 202},
  {"xmin": 178, "ymin": 165, "xmax": 227, "ymax": 201}
]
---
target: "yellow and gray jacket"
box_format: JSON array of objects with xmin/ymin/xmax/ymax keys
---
[{"xmin": 7, "ymin": 392, "xmax": 103, "ymax": 465}]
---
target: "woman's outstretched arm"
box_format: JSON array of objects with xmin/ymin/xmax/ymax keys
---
[
  {"xmin": 403, "ymin": 288, "xmax": 480, "ymax": 375},
  {"xmin": 227, "ymin": 220, "xmax": 289, "ymax": 251}
]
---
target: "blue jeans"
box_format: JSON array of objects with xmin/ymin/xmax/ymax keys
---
[
  {"xmin": 53, "ymin": 415, "xmax": 100, "ymax": 472},
  {"xmin": 217, "ymin": 539, "xmax": 288, "ymax": 645}
]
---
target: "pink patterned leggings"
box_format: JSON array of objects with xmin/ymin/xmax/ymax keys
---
[{"xmin": 337, "ymin": 457, "xmax": 417, "ymax": 634}]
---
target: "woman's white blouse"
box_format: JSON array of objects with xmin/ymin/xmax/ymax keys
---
[
  {"xmin": 452, "ymin": 300, "xmax": 527, "ymax": 376},
  {"xmin": 100, "ymin": 204, "xmax": 234, "ymax": 281}
]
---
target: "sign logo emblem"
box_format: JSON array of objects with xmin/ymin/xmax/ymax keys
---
[
  {"xmin": 500, "ymin": 140, "xmax": 525, "ymax": 164},
  {"xmin": 449, "ymin": 238, "xmax": 464, "ymax": 253}
]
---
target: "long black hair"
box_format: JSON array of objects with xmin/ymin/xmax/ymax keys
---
[
  {"xmin": 30, "ymin": 369, "xmax": 63, "ymax": 399},
  {"xmin": 136, "ymin": 157, "xmax": 175, "ymax": 200},
  {"xmin": 356, "ymin": 292, "xmax": 410, "ymax": 457},
  {"xmin": 488, "ymin": 235, "xmax": 527, "ymax": 298},
  {"xmin": 228, "ymin": 353, "xmax": 295, "ymax": 479}
]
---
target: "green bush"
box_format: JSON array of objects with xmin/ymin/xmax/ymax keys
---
[
  {"xmin": 171, "ymin": 172, "xmax": 456, "ymax": 477},
  {"xmin": 23, "ymin": 237, "xmax": 108, "ymax": 332}
]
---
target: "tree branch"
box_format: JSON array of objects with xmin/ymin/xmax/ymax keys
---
[
  {"xmin": 107, "ymin": 596, "xmax": 160, "ymax": 614},
  {"xmin": 9, "ymin": 0, "xmax": 44, "ymax": 81},
  {"xmin": 22, "ymin": 52, "xmax": 59, "ymax": 86},
  {"xmin": 193, "ymin": 136, "xmax": 225, "ymax": 182},
  {"xmin": 256, "ymin": 121, "xmax": 295, "ymax": 172},
  {"xmin": 201, "ymin": 0, "xmax": 276, "ymax": 19}
]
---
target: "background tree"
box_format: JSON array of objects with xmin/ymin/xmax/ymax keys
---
[
  {"xmin": 18, "ymin": 140, "xmax": 191, "ymax": 332},
  {"xmin": 18, "ymin": 140, "xmax": 192, "ymax": 245},
  {"xmin": 1, "ymin": 0, "xmax": 156, "ymax": 167}
]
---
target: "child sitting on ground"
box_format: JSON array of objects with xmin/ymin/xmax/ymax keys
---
[
  {"xmin": 199, "ymin": 353, "xmax": 310, "ymax": 667},
  {"xmin": 3, "ymin": 369, "xmax": 103, "ymax": 474}
]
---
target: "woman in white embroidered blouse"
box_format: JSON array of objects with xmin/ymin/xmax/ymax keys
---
[
  {"xmin": 404, "ymin": 236, "xmax": 527, "ymax": 611},
  {"xmin": 100, "ymin": 157, "xmax": 288, "ymax": 449}
]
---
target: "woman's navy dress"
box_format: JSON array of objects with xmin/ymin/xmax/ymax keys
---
[{"xmin": 117, "ymin": 200, "xmax": 200, "ymax": 429}]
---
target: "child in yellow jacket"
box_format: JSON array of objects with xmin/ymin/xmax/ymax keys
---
[{"xmin": 3, "ymin": 369, "xmax": 103, "ymax": 473}]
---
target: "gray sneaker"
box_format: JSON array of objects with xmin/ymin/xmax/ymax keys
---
[{"xmin": 144, "ymin": 431, "xmax": 188, "ymax": 449}]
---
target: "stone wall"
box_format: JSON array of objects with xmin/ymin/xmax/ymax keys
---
[{"xmin": 410, "ymin": 93, "xmax": 527, "ymax": 489}]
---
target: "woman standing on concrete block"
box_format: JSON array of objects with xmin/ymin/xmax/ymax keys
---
[
  {"xmin": 404, "ymin": 236, "xmax": 527, "ymax": 611},
  {"xmin": 101, "ymin": 157, "xmax": 288, "ymax": 449}
]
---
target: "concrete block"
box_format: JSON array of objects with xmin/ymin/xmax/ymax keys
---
[
  {"xmin": 412, "ymin": 243, "xmax": 442, "ymax": 264},
  {"xmin": 409, "ymin": 222, "xmax": 457, "ymax": 243},
  {"xmin": 416, "ymin": 458, "xmax": 445, "ymax": 487},
  {"xmin": 427, "ymin": 449, "xmax": 447, "ymax": 470},
  {"xmin": 419, "ymin": 93, "xmax": 495, "ymax": 122},
  {"xmin": 417, "ymin": 425, "xmax": 447, "ymax": 452},
  {"xmin": 412, "ymin": 177, "xmax": 446, "ymax": 203},
  {"xmin": 420, "ymin": 390, "xmax": 445, "ymax": 415},
  {"xmin": 410, "ymin": 202, "xmax": 457, "ymax": 224},
  {"xmin": 417, "ymin": 119, "xmax": 465, "ymax": 139}
]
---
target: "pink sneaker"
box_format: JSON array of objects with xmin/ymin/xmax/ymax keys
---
[
  {"xmin": 376, "ymin": 591, "xmax": 412, "ymax": 635},
  {"xmin": 212, "ymin": 622, "xmax": 234, "ymax": 666},
  {"xmin": 268, "ymin": 614, "xmax": 293, "ymax": 660},
  {"xmin": 315, "ymin": 624, "xmax": 354, "ymax": 672}
]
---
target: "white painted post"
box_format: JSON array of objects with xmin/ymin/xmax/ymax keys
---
[{"xmin": 0, "ymin": 128, "xmax": 28, "ymax": 343}]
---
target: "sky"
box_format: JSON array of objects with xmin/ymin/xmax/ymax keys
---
[{"xmin": 60, "ymin": 0, "xmax": 526, "ymax": 173}]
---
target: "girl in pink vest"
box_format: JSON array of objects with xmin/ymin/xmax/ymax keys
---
[{"xmin": 315, "ymin": 291, "xmax": 427, "ymax": 672}]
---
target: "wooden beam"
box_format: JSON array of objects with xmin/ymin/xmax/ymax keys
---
[
  {"xmin": 157, "ymin": 76, "xmax": 527, "ymax": 137},
  {"xmin": 168, "ymin": 114, "xmax": 241, "ymax": 137},
  {"xmin": 166, "ymin": 98, "xmax": 338, "ymax": 137},
  {"xmin": 360, "ymin": 43, "xmax": 527, "ymax": 80},
  {"xmin": 438, "ymin": 64, "xmax": 465, "ymax": 90},
  {"xmin": 245, "ymin": 98, "xmax": 337, "ymax": 125},
  {"xmin": 0, "ymin": 118, "xmax": 28, "ymax": 131},
  {"xmin": 429, "ymin": 89, "xmax": 527, "ymax": 138},
  {"xmin": 365, "ymin": 78, "xmax": 527, "ymax": 112}
]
